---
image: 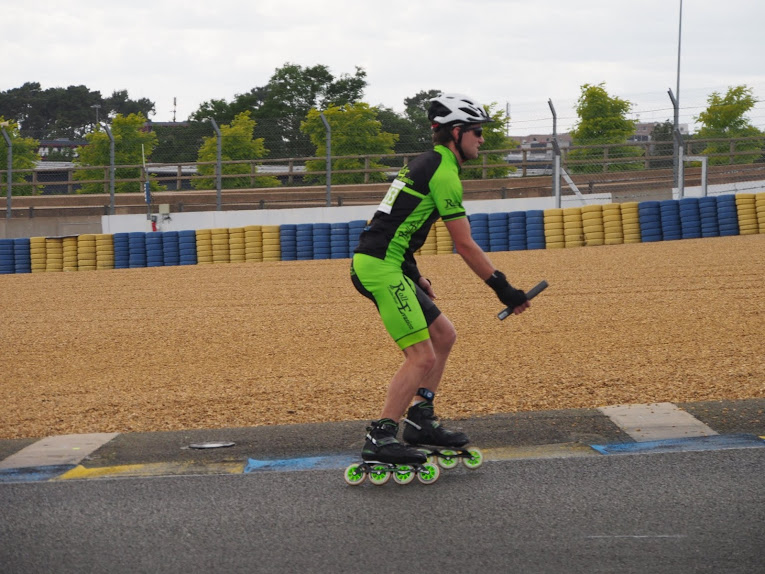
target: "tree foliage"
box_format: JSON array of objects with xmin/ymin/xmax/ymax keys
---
[
  {"xmin": 301, "ymin": 103, "xmax": 397, "ymax": 185},
  {"xmin": 193, "ymin": 111, "xmax": 279, "ymax": 190},
  {"xmin": 74, "ymin": 113, "xmax": 162, "ymax": 194},
  {"xmin": 694, "ymin": 85, "xmax": 762, "ymax": 164},
  {"xmin": 569, "ymin": 83, "xmax": 642, "ymax": 173},
  {"xmin": 0, "ymin": 118, "xmax": 41, "ymax": 195},
  {"xmin": 0, "ymin": 83, "xmax": 154, "ymax": 140}
]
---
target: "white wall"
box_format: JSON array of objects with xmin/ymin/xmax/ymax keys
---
[{"xmin": 101, "ymin": 194, "xmax": 614, "ymax": 234}]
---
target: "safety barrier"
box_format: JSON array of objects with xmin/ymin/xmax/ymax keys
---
[{"xmin": 1, "ymin": 193, "xmax": 763, "ymax": 274}]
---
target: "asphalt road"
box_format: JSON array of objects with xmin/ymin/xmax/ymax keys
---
[{"xmin": 2, "ymin": 448, "xmax": 764, "ymax": 574}]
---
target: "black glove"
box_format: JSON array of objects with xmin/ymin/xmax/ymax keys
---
[{"xmin": 486, "ymin": 270, "xmax": 527, "ymax": 308}]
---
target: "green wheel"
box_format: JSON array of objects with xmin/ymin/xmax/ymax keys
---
[
  {"xmin": 417, "ymin": 462, "xmax": 440, "ymax": 485},
  {"xmin": 437, "ymin": 450, "xmax": 459, "ymax": 469},
  {"xmin": 369, "ymin": 464, "xmax": 391, "ymax": 486},
  {"xmin": 344, "ymin": 464, "xmax": 367, "ymax": 486},
  {"xmin": 462, "ymin": 447, "xmax": 484, "ymax": 470},
  {"xmin": 393, "ymin": 465, "xmax": 416, "ymax": 485}
]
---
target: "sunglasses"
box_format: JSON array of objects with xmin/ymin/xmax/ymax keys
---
[{"xmin": 463, "ymin": 126, "xmax": 483, "ymax": 138}]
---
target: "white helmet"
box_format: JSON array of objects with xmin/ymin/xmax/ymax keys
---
[{"xmin": 427, "ymin": 93, "xmax": 492, "ymax": 126}]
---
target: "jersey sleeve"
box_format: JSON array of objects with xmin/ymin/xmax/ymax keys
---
[{"xmin": 430, "ymin": 169, "xmax": 466, "ymax": 222}]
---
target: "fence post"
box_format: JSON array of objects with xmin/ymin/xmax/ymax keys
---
[
  {"xmin": 673, "ymin": 129, "xmax": 685, "ymax": 198},
  {"xmin": 319, "ymin": 112, "xmax": 331, "ymax": 207},
  {"xmin": 209, "ymin": 118, "xmax": 222, "ymax": 211},
  {"xmin": 103, "ymin": 124, "xmax": 116, "ymax": 214},
  {"xmin": 548, "ymin": 99, "xmax": 561, "ymax": 207},
  {"xmin": 1, "ymin": 124, "xmax": 12, "ymax": 219}
]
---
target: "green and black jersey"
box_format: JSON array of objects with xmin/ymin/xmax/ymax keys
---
[{"xmin": 354, "ymin": 145, "xmax": 467, "ymax": 272}]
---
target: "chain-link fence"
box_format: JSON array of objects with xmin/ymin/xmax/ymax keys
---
[{"xmin": 2, "ymin": 91, "xmax": 765, "ymax": 217}]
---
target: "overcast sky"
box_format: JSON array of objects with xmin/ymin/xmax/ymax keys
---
[{"xmin": 5, "ymin": 0, "xmax": 765, "ymax": 134}]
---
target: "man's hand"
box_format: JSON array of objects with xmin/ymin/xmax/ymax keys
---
[{"xmin": 419, "ymin": 276, "xmax": 436, "ymax": 300}]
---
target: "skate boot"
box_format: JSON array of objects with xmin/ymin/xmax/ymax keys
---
[
  {"xmin": 361, "ymin": 418, "xmax": 427, "ymax": 464},
  {"xmin": 344, "ymin": 419, "xmax": 440, "ymax": 486},
  {"xmin": 402, "ymin": 397, "xmax": 483, "ymax": 471},
  {"xmin": 403, "ymin": 401, "xmax": 469, "ymax": 447}
]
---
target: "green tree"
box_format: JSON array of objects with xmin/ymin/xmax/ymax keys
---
[
  {"xmin": 104, "ymin": 90, "xmax": 155, "ymax": 119},
  {"xmin": 0, "ymin": 118, "xmax": 41, "ymax": 195},
  {"xmin": 151, "ymin": 121, "xmax": 210, "ymax": 163},
  {"xmin": 694, "ymin": 85, "xmax": 763, "ymax": 165},
  {"xmin": 74, "ymin": 113, "xmax": 163, "ymax": 194},
  {"xmin": 568, "ymin": 83, "xmax": 642, "ymax": 173},
  {"xmin": 301, "ymin": 103, "xmax": 397, "ymax": 185},
  {"xmin": 462, "ymin": 103, "xmax": 517, "ymax": 179},
  {"xmin": 649, "ymin": 120, "xmax": 674, "ymax": 169},
  {"xmin": 193, "ymin": 111, "xmax": 279, "ymax": 190}
]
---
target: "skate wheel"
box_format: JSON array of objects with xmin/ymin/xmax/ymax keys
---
[
  {"xmin": 417, "ymin": 462, "xmax": 440, "ymax": 485},
  {"xmin": 393, "ymin": 465, "xmax": 416, "ymax": 485},
  {"xmin": 368, "ymin": 464, "xmax": 391, "ymax": 486},
  {"xmin": 344, "ymin": 464, "xmax": 367, "ymax": 486},
  {"xmin": 462, "ymin": 447, "xmax": 483, "ymax": 470},
  {"xmin": 437, "ymin": 450, "xmax": 459, "ymax": 469}
]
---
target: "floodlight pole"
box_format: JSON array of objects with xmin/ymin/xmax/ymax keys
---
[
  {"xmin": 103, "ymin": 123, "xmax": 116, "ymax": 215},
  {"xmin": 1, "ymin": 125, "xmax": 12, "ymax": 219},
  {"xmin": 673, "ymin": 0, "xmax": 683, "ymax": 186}
]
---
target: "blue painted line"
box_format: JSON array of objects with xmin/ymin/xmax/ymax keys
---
[
  {"xmin": 0, "ymin": 464, "xmax": 77, "ymax": 483},
  {"xmin": 244, "ymin": 454, "xmax": 357, "ymax": 474},
  {"xmin": 590, "ymin": 434, "xmax": 765, "ymax": 455}
]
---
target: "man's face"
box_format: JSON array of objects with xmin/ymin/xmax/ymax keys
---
[{"xmin": 455, "ymin": 124, "xmax": 484, "ymax": 160}]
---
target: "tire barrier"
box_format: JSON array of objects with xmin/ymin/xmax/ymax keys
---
[
  {"xmin": 508, "ymin": 210, "xmax": 527, "ymax": 251},
  {"xmin": 295, "ymin": 223, "xmax": 313, "ymax": 261},
  {"xmin": 128, "ymin": 232, "xmax": 147, "ymax": 268},
  {"xmin": 638, "ymin": 201, "xmax": 662, "ymax": 243},
  {"xmin": 4, "ymin": 192, "xmax": 764, "ymax": 274},
  {"xmin": 543, "ymin": 208, "xmax": 565, "ymax": 249},
  {"xmin": 195, "ymin": 229, "xmax": 213, "ymax": 264},
  {"xmin": 179, "ymin": 230, "xmax": 198, "ymax": 265},
  {"xmin": 162, "ymin": 231, "xmax": 181, "ymax": 266},
  {"xmin": 146, "ymin": 232, "xmax": 164, "ymax": 267},
  {"xmin": 716, "ymin": 195, "xmax": 739, "ymax": 237},
  {"xmin": 262, "ymin": 225, "xmax": 281, "ymax": 262},
  {"xmin": 525, "ymin": 210, "xmax": 546, "ymax": 250},
  {"xmin": 211, "ymin": 228, "xmax": 230, "ymax": 264},
  {"xmin": 563, "ymin": 207, "xmax": 585, "ymax": 248},
  {"xmin": 698, "ymin": 197, "xmax": 719, "ymax": 238},
  {"xmin": 469, "ymin": 213, "xmax": 490, "ymax": 251},
  {"xmin": 113, "ymin": 233, "xmax": 130, "ymax": 269},
  {"xmin": 679, "ymin": 197, "xmax": 702, "ymax": 240},
  {"xmin": 0, "ymin": 239, "xmax": 13, "ymax": 274},
  {"xmin": 63, "ymin": 236, "xmax": 78, "ymax": 272},
  {"xmin": 77, "ymin": 234, "xmax": 97, "ymax": 271},
  {"xmin": 581, "ymin": 204, "xmax": 604, "ymax": 247},
  {"xmin": 330, "ymin": 222, "xmax": 350, "ymax": 259},
  {"xmin": 488, "ymin": 212, "xmax": 509, "ymax": 252},
  {"xmin": 243, "ymin": 226, "xmax": 262, "ymax": 263},
  {"xmin": 229, "ymin": 228, "xmax": 246, "ymax": 263},
  {"xmin": 736, "ymin": 193, "xmax": 759, "ymax": 236},
  {"xmin": 312, "ymin": 223, "xmax": 331, "ymax": 260},
  {"xmin": 659, "ymin": 200, "xmax": 682, "ymax": 241},
  {"xmin": 13, "ymin": 238, "xmax": 31, "ymax": 273},
  {"xmin": 30, "ymin": 236, "xmax": 46, "ymax": 273},
  {"xmin": 620, "ymin": 202, "xmax": 642, "ymax": 244},
  {"xmin": 96, "ymin": 234, "xmax": 114, "ymax": 270},
  {"xmin": 45, "ymin": 237, "xmax": 64, "ymax": 272}
]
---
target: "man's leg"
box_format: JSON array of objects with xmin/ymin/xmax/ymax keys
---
[
  {"xmin": 379, "ymin": 339, "xmax": 436, "ymax": 421},
  {"xmin": 419, "ymin": 314, "xmax": 456, "ymax": 395}
]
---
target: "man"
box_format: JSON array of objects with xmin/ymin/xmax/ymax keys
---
[{"xmin": 350, "ymin": 93, "xmax": 530, "ymax": 465}]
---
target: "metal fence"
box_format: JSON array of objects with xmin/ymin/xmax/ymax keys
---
[{"xmin": 2, "ymin": 122, "xmax": 764, "ymax": 218}]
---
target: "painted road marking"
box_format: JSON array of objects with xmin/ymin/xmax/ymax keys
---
[
  {"xmin": 598, "ymin": 402, "xmax": 717, "ymax": 442},
  {"xmin": 591, "ymin": 434, "xmax": 765, "ymax": 455},
  {"xmin": 0, "ymin": 433, "xmax": 119, "ymax": 470},
  {"xmin": 57, "ymin": 461, "xmax": 245, "ymax": 480}
]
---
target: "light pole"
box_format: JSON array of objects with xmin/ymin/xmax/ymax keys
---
[
  {"xmin": 673, "ymin": 0, "xmax": 683, "ymax": 186},
  {"xmin": 91, "ymin": 104, "xmax": 101, "ymax": 127}
]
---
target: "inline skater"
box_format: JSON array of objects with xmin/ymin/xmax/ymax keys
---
[{"xmin": 351, "ymin": 93, "xmax": 531, "ymax": 466}]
